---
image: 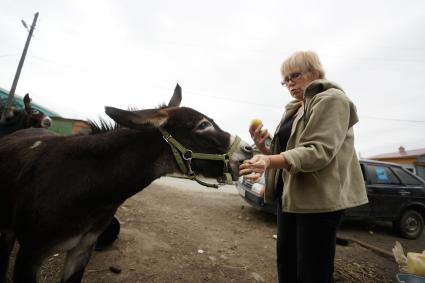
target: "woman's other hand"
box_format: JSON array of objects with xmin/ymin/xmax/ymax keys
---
[{"xmin": 239, "ymin": 155, "xmax": 270, "ymax": 182}]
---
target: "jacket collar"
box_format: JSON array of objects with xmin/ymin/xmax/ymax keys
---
[
  {"xmin": 303, "ymin": 79, "xmax": 359, "ymax": 129},
  {"xmin": 304, "ymin": 79, "xmax": 344, "ymax": 98},
  {"xmin": 282, "ymin": 79, "xmax": 343, "ymax": 119},
  {"xmin": 284, "ymin": 100, "xmax": 302, "ymax": 121}
]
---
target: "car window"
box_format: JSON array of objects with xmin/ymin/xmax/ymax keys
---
[
  {"xmin": 392, "ymin": 167, "xmax": 424, "ymax": 186},
  {"xmin": 367, "ymin": 165, "xmax": 401, "ymax": 185}
]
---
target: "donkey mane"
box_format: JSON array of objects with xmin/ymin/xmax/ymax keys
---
[
  {"xmin": 88, "ymin": 104, "xmax": 168, "ymax": 135},
  {"xmin": 87, "ymin": 119, "xmax": 120, "ymax": 134},
  {"xmin": 157, "ymin": 103, "xmax": 167, "ymax": 109},
  {"xmin": 129, "ymin": 104, "xmax": 168, "ymax": 110}
]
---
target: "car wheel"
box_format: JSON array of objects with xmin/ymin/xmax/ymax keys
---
[{"xmin": 394, "ymin": 209, "xmax": 424, "ymax": 239}]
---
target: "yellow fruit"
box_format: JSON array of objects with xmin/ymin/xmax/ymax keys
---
[{"xmin": 250, "ymin": 119, "xmax": 262, "ymax": 131}]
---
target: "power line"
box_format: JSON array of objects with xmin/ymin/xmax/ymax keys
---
[
  {"xmin": 30, "ymin": 56, "xmax": 86, "ymax": 71},
  {"xmin": 148, "ymin": 39, "xmax": 425, "ymax": 63},
  {"xmin": 0, "ymin": 53, "xmax": 20, "ymax": 58},
  {"xmin": 0, "ymin": 53, "xmax": 86, "ymax": 70},
  {"xmin": 183, "ymin": 89, "xmax": 282, "ymax": 109},
  {"xmin": 359, "ymin": 115, "xmax": 425, "ymax": 123},
  {"xmin": 179, "ymin": 87, "xmax": 425, "ymax": 124},
  {"xmin": 321, "ymin": 54, "xmax": 425, "ymax": 63}
]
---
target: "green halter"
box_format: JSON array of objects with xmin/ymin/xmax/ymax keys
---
[{"xmin": 159, "ymin": 128, "xmax": 241, "ymax": 189}]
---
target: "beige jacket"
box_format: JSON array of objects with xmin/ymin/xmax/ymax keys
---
[{"xmin": 265, "ymin": 79, "xmax": 368, "ymax": 213}]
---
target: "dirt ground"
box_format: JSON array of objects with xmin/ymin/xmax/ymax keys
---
[{"xmin": 7, "ymin": 177, "xmax": 425, "ymax": 282}]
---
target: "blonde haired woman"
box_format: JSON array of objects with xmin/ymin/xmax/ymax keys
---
[{"xmin": 240, "ymin": 51, "xmax": 368, "ymax": 283}]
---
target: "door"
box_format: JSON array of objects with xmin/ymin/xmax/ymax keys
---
[
  {"xmin": 392, "ymin": 167, "xmax": 425, "ymax": 204},
  {"xmin": 366, "ymin": 164, "xmax": 406, "ymax": 219}
]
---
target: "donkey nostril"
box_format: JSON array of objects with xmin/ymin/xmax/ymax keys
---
[
  {"xmin": 41, "ymin": 117, "xmax": 52, "ymax": 128},
  {"xmin": 243, "ymin": 145, "xmax": 253, "ymax": 153}
]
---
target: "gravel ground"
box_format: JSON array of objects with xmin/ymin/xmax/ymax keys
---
[{"xmin": 6, "ymin": 177, "xmax": 425, "ymax": 282}]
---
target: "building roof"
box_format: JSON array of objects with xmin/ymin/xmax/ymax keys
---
[{"xmin": 368, "ymin": 148, "xmax": 425, "ymax": 159}]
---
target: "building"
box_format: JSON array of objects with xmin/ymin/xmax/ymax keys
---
[{"xmin": 368, "ymin": 146, "xmax": 425, "ymax": 180}]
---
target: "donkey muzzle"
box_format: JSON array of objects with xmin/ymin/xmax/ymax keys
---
[{"xmin": 41, "ymin": 116, "xmax": 52, "ymax": 128}]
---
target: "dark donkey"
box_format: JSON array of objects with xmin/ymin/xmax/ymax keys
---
[
  {"xmin": 0, "ymin": 85, "xmax": 253, "ymax": 283},
  {"xmin": 0, "ymin": 93, "xmax": 52, "ymax": 138}
]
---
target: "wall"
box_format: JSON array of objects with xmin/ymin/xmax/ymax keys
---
[{"xmin": 416, "ymin": 155, "xmax": 425, "ymax": 180}]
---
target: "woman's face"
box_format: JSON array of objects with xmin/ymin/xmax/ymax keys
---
[{"xmin": 282, "ymin": 70, "xmax": 317, "ymax": 101}]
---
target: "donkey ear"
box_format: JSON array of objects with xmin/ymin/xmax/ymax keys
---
[
  {"xmin": 105, "ymin": 107, "xmax": 168, "ymax": 129},
  {"xmin": 167, "ymin": 84, "xmax": 182, "ymax": 107},
  {"xmin": 23, "ymin": 93, "xmax": 31, "ymax": 113}
]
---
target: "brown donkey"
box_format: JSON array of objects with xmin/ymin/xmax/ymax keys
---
[
  {"xmin": 0, "ymin": 93, "xmax": 52, "ymax": 138},
  {"xmin": 0, "ymin": 85, "xmax": 253, "ymax": 283}
]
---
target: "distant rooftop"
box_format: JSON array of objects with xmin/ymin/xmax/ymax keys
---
[{"xmin": 369, "ymin": 147, "xmax": 425, "ymax": 159}]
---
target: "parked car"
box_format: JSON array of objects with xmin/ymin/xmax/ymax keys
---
[{"xmin": 236, "ymin": 159, "xmax": 425, "ymax": 239}]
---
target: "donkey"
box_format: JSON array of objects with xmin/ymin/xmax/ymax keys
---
[
  {"xmin": 0, "ymin": 93, "xmax": 52, "ymax": 138},
  {"xmin": 0, "ymin": 85, "xmax": 253, "ymax": 283}
]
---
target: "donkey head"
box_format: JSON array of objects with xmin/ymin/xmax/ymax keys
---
[
  {"xmin": 0, "ymin": 94, "xmax": 52, "ymax": 137},
  {"xmin": 105, "ymin": 84, "xmax": 253, "ymax": 180},
  {"xmin": 23, "ymin": 94, "xmax": 52, "ymax": 129}
]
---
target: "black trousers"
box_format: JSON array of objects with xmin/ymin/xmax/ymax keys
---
[{"xmin": 276, "ymin": 197, "xmax": 343, "ymax": 283}]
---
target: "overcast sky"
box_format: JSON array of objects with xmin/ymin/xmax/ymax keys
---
[{"xmin": 1, "ymin": 0, "xmax": 424, "ymax": 157}]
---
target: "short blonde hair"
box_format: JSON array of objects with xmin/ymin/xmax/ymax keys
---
[{"xmin": 280, "ymin": 51, "xmax": 325, "ymax": 79}]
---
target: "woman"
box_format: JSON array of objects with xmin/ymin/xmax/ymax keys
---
[{"xmin": 240, "ymin": 51, "xmax": 368, "ymax": 283}]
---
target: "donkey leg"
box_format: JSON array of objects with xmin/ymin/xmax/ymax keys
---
[
  {"xmin": 0, "ymin": 231, "xmax": 15, "ymax": 283},
  {"xmin": 95, "ymin": 216, "xmax": 120, "ymax": 251},
  {"xmin": 61, "ymin": 234, "xmax": 97, "ymax": 283},
  {"xmin": 12, "ymin": 246, "xmax": 43, "ymax": 283}
]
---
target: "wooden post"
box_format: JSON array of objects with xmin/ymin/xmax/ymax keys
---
[{"xmin": 1, "ymin": 12, "xmax": 39, "ymax": 122}]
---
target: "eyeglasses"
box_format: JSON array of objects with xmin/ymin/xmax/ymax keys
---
[{"xmin": 281, "ymin": 71, "xmax": 308, "ymax": 86}]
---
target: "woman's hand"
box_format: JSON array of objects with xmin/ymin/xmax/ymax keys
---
[
  {"xmin": 249, "ymin": 124, "xmax": 271, "ymax": 155},
  {"xmin": 239, "ymin": 155, "xmax": 271, "ymax": 182}
]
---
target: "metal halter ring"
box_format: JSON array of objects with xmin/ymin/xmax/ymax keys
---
[{"xmin": 183, "ymin": 150, "xmax": 193, "ymax": 160}]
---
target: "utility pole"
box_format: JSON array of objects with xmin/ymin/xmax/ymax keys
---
[{"xmin": 1, "ymin": 12, "xmax": 39, "ymax": 122}]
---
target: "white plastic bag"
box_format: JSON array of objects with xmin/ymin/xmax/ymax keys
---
[
  {"xmin": 393, "ymin": 241, "xmax": 425, "ymax": 276},
  {"xmin": 393, "ymin": 241, "xmax": 408, "ymax": 273}
]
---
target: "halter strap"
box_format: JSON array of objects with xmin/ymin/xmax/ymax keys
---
[{"xmin": 159, "ymin": 128, "xmax": 241, "ymax": 188}]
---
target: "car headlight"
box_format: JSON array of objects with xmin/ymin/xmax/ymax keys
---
[{"xmin": 251, "ymin": 182, "xmax": 265, "ymax": 196}]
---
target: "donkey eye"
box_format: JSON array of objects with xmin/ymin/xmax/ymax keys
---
[
  {"xmin": 197, "ymin": 121, "xmax": 211, "ymax": 131},
  {"xmin": 31, "ymin": 109, "xmax": 40, "ymax": 115}
]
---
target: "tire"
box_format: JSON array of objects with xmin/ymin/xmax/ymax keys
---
[{"xmin": 394, "ymin": 209, "xmax": 424, "ymax": 239}]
